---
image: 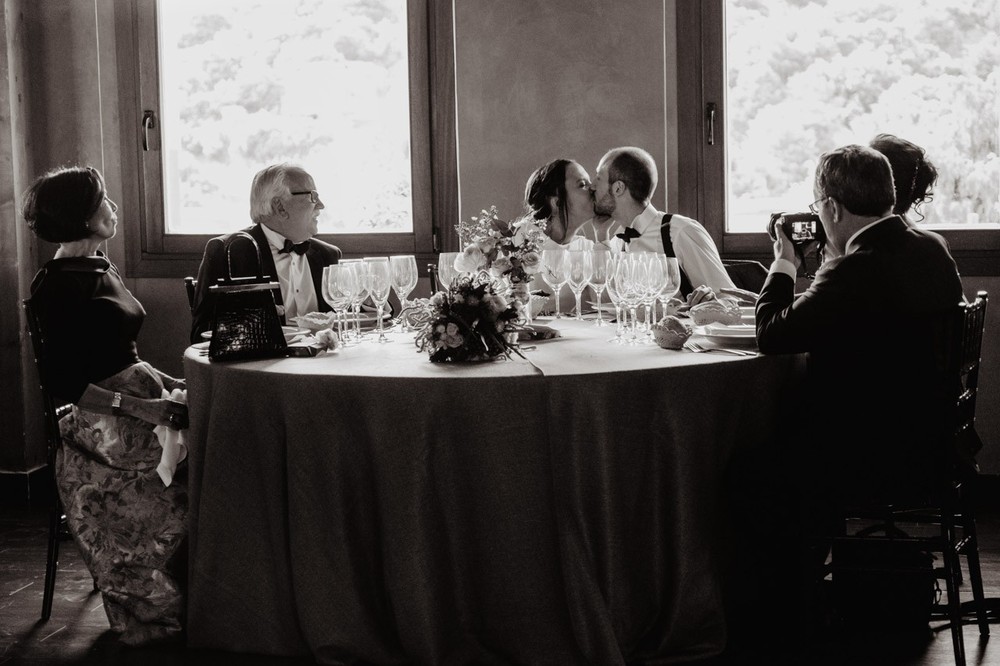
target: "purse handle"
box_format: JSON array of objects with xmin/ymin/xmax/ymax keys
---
[{"xmin": 223, "ymin": 231, "xmax": 266, "ymax": 283}]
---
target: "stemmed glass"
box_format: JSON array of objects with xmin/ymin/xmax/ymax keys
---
[
  {"xmin": 654, "ymin": 255, "xmax": 681, "ymax": 324},
  {"xmin": 325, "ymin": 264, "xmax": 357, "ymax": 344},
  {"xmin": 589, "ymin": 250, "xmax": 612, "ymax": 327},
  {"xmin": 605, "ymin": 254, "xmax": 627, "ymax": 343},
  {"xmin": 565, "ymin": 250, "xmax": 593, "ymax": 322},
  {"xmin": 342, "ymin": 259, "xmax": 369, "ymax": 340},
  {"xmin": 438, "ymin": 252, "xmax": 461, "ymax": 289},
  {"xmin": 390, "ymin": 255, "xmax": 418, "ymax": 330},
  {"xmin": 540, "ymin": 249, "xmax": 569, "ymax": 318},
  {"xmin": 365, "ymin": 257, "xmax": 392, "ymax": 343}
]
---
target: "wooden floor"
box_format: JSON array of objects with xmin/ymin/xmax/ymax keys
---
[{"xmin": 2, "ymin": 505, "xmax": 1000, "ymax": 665}]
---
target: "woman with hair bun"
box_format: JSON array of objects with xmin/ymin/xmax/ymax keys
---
[
  {"xmin": 869, "ymin": 133, "xmax": 939, "ymax": 222},
  {"xmin": 524, "ymin": 158, "xmax": 600, "ymax": 250},
  {"xmin": 23, "ymin": 165, "xmax": 187, "ymax": 646}
]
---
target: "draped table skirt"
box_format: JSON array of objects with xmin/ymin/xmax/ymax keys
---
[{"xmin": 183, "ymin": 319, "xmax": 804, "ymax": 665}]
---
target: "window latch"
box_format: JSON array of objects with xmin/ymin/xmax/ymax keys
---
[
  {"xmin": 142, "ymin": 110, "xmax": 157, "ymax": 151},
  {"xmin": 706, "ymin": 103, "xmax": 717, "ymax": 146}
]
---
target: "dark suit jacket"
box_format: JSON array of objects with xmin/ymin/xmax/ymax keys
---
[
  {"xmin": 190, "ymin": 224, "xmax": 341, "ymax": 342},
  {"xmin": 755, "ymin": 216, "xmax": 964, "ymax": 504}
]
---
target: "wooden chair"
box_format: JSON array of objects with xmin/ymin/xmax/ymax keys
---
[
  {"xmin": 721, "ymin": 258, "xmax": 768, "ymax": 293},
  {"xmin": 184, "ymin": 276, "xmax": 197, "ymax": 312},
  {"xmin": 22, "ymin": 298, "xmax": 76, "ymax": 621},
  {"xmin": 827, "ymin": 290, "xmax": 991, "ymax": 665}
]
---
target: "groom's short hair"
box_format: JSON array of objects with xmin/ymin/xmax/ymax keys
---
[{"xmin": 605, "ymin": 147, "xmax": 658, "ymax": 205}]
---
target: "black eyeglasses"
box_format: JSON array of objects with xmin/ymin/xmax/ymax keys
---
[
  {"xmin": 808, "ymin": 196, "xmax": 828, "ymax": 215},
  {"xmin": 290, "ymin": 190, "xmax": 320, "ymax": 204}
]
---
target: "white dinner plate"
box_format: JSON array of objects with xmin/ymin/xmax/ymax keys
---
[{"xmin": 695, "ymin": 323, "xmax": 758, "ymax": 346}]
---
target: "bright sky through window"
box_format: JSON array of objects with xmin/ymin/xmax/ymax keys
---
[
  {"xmin": 725, "ymin": 0, "xmax": 999, "ymax": 233},
  {"xmin": 158, "ymin": 0, "xmax": 412, "ymax": 235}
]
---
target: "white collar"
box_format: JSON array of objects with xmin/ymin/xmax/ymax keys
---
[
  {"xmin": 628, "ymin": 204, "xmax": 661, "ymax": 233},
  {"xmin": 844, "ymin": 215, "xmax": 895, "ymax": 255},
  {"xmin": 258, "ymin": 223, "xmax": 291, "ymax": 253}
]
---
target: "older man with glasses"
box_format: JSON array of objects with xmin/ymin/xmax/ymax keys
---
[{"xmin": 190, "ymin": 163, "xmax": 343, "ymax": 342}]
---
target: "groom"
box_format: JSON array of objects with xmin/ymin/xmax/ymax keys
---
[{"xmin": 590, "ymin": 146, "xmax": 736, "ymax": 297}]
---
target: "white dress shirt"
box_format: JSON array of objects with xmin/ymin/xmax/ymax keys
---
[
  {"xmin": 610, "ymin": 205, "xmax": 736, "ymax": 290},
  {"xmin": 259, "ymin": 223, "xmax": 318, "ymax": 320}
]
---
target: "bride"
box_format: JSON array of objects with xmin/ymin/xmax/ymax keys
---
[{"xmin": 523, "ymin": 159, "xmax": 608, "ymax": 314}]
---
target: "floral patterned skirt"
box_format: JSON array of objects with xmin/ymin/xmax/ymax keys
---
[{"xmin": 56, "ymin": 362, "xmax": 187, "ymax": 645}]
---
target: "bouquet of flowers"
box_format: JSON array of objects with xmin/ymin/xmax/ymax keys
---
[
  {"xmin": 454, "ymin": 205, "xmax": 547, "ymax": 285},
  {"xmin": 414, "ymin": 275, "xmax": 523, "ymax": 362}
]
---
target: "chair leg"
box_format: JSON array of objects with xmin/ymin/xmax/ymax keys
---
[
  {"xmin": 962, "ymin": 517, "xmax": 991, "ymax": 636},
  {"xmin": 41, "ymin": 506, "xmax": 62, "ymax": 621},
  {"xmin": 942, "ymin": 522, "xmax": 967, "ymax": 666}
]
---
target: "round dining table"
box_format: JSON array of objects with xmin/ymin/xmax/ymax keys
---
[{"xmin": 182, "ymin": 317, "xmax": 804, "ymax": 665}]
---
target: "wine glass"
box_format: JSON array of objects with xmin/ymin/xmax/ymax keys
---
[
  {"xmin": 365, "ymin": 257, "xmax": 392, "ymax": 343},
  {"xmin": 437, "ymin": 252, "xmax": 461, "ymax": 289},
  {"xmin": 565, "ymin": 250, "xmax": 593, "ymax": 321},
  {"xmin": 589, "ymin": 250, "xmax": 612, "ymax": 327},
  {"xmin": 390, "ymin": 255, "xmax": 418, "ymax": 330},
  {"xmin": 540, "ymin": 249, "xmax": 569, "ymax": 318},
  {"xmin": 342, "ymin": 259, "xmax": 368, "ymax": 340},
  {"xmin": 604, "ymin": 254, "xmax": 627, "ymax": 343},
  {"xmin": 325, "ymin": 264, "xmax": 357, "ymax": 344},
  {"xmin": 654, "ymin": 255, "xmax": 681, "ymax": 324}
]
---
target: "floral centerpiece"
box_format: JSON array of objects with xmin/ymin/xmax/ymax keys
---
[
  {"xmin": 414, "ymin": 276, "xmax": 523, "ymax": 362},
  {"xmin": 454, "ymin": 206, "xmax": 547, "ymax": 314}
]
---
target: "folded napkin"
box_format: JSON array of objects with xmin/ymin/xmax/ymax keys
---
[{"xmin": 152, "ymin": 388, "xmax": 188, "ymax": 487}]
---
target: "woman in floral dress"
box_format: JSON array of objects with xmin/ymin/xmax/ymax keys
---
[{"xmin": 24, "ymin": 166, "xmax": 188, "ymax": 645}]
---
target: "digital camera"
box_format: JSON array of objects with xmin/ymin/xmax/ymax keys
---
[{"xmin": 767, "ymin": 212, "xmax": 825, "ymax": 246}]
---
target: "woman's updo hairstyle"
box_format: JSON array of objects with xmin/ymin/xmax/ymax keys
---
[
  {"xmin": 524, "ymin": 159, "xmax": 572, "ymax": 224},
  {"xmin": 869, "ymin": 133, "xmax": 938, "ymax": 219},
  {"xmin": 22, "ymin": 166, "xmax": 107, "ymax": 243}
]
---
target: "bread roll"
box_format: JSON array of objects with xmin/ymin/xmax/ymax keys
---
[
  {"xmin": 688, "ymin": 297, "xmax": 741, "ymax": 326},
  {"xmin": 652, "ymin": 315, "xmax": 693, "ymax": 349}
]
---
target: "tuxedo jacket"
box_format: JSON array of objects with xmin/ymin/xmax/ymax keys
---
[
  {"xmin": 190, "ymin": 223, "xmax": 341, "ymax": 342},
  {"xmin": 755, "ymin": 216, "xmax": 964, "ymax": 502}
]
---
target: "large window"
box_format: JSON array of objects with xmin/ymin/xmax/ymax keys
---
[
  {"xmin": 115, "ymin": 0, "xmax": 456, "ymax": 277},
  {"xmin": 677, "ymin": 0, "xmax": 1000, "ymax": 269}
]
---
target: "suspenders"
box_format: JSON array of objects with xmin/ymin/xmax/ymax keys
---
[{"xmin": 658, "ymin": 213, "xmax": 693, "ymax": 297}]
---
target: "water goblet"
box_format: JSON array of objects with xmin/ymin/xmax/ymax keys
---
[
  {"xmin": 365, "ymin": 257, "xmax": 392, "ymax": 343},
  {"xmin": 605, "ymin": 254, "xmax": 627, "ymax": 343},
  {"xmin": 540, "ymin": 249, "xmax": 569, "ymax": 318},
  {"xmin": 390, "ymin": 255, "xmax": 418, "ymax": 330},
  {"xmin": 565, "ymin": 250, "xmax": 593, "ymax": 321},
  {"xmin": 589, "ymin": 250, "xmax": 612, "ymax": 327}
]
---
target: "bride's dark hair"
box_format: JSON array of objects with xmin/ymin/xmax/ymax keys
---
[
  {"xmin": 524, "ymin": 159, "xmax": 571, "ymax": 225},
  {"xmin": 869, "ymin": 133, "xmax": 938, "ymax": 221}
]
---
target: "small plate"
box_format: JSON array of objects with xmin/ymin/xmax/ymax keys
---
[{"xmin": 282, "ymin": 326, "xmax": 309, "ymax": 341}]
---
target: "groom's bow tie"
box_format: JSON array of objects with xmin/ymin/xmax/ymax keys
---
[
  {"xmin": 279, "ymin": 239, "xmax": 311, "ymax": 255},
  {"xmin": 615, "ymin": 227, "xmax": 641, "ymax": 244}
]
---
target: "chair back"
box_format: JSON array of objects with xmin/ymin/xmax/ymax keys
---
[
  {"xmin": 722, "ymin": 259, "xmax": 768, "ymax": 293},
  {"xmin": 944, "ymin": 291, "xmax": 988, "ymax": 440},
  {"xmin": 22, "ymin": 299, "xmax": 71, "ymax": 469},
  {"xmin": 184, "ymin": 276, "xmax": 197, "ymax": 312}
]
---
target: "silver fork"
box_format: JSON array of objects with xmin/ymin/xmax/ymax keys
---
[{"xmin": 684, "ymin": 341, "xmax": 757, "ymax": 356}]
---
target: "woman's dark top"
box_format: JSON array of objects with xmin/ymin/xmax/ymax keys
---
[{"xmin": 29, "ymin": 252, "xmax": 145, "ymax": 403}]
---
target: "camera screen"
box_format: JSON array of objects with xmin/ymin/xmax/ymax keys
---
[{"xmin": 790, "ymin": 220, "xmax": 815, "ymax": 241}]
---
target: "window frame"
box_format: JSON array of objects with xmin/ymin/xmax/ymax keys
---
[
  {"xmin": 114, "ymin": 0, "xmax": 457, "ymax": 279},
  {"xmin": 675, "ymin": 0, "xmax": 1000, "ymax": 275}
]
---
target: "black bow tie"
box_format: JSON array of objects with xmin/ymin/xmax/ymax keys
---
[
  {"xmin": 279, "ymin": 239, "xmax": 310, "ymax": 255},
  {"xmin": 615, "ymin": 227, "xmax": 641, "ymax": 243}
]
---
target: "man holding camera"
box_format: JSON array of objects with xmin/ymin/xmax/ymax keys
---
[{"xmin": 757, "ymin": 143, "xmax": 963, "ymax": 508}]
